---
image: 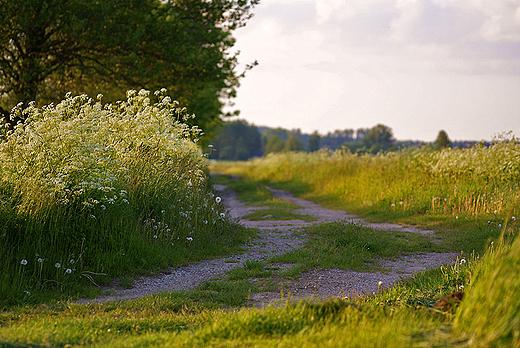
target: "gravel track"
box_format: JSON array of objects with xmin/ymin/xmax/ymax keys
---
[{"xmin": 78, "ymin": 184, "xmax": 458, "ymax": 305}]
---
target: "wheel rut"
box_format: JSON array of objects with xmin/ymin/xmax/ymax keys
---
[{"xmin": 78, "ymin": 183, "xmax": 458, "ymax": 305}]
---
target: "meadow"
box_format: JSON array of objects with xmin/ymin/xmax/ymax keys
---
[
  {"xmin": 1, "ymin": 95, "xmax": 519, "ymax": 347},
  {"xmin": 212, "ymin": 137, "xmax": 520, "ymax": 255}
]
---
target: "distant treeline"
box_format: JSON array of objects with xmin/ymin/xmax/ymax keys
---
[{"xmin": 208, "ymin": 119, "xmax": 485, "ymax": 161}]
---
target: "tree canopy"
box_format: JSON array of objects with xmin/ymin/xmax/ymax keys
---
[
  {"xmin": 435, "ymin": 130, "xmax": 452, "ymax": 149},
  {"xmin": 264, "ymin": 135, "xmax": 285, "ymax": 155},
  {"xmin": 363, "ymin": 124, "xmax": 395, "ymax": 153},
  {"xmin": 284, "ymin": 134, "xmax": 304, "ymax": 152},
  {"xmin": 209, "ymin": 120, "xmax": 262, "ymax": 160},
  {"xmin": 0, "ymin": 0, "xmax": 258, "ymax": 133},
  {"xmin": 307, "ymin": 131, "xmax": 321, "ymax": 152}
]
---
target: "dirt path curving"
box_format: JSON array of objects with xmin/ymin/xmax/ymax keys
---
[{"xmin": 78, "ymin": 184, "xmax": 458, "ymax": 305}]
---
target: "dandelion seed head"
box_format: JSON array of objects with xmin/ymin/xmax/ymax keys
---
[
  {"xmin": 65, "ymin": 268, "xmax": 72, "ymax": 274},
  {"xmin": 20, "ymin": 259, "xmax": 28, "ymax": 265},
  {"xmin": 55, "ymin": 263, "xmax": 61, "ymax": 268},
  {"xmin": 215, "ymin": 197, "xmax": 222, "ymax": 203}
]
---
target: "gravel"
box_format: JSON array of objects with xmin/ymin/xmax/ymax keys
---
[{"xmin": 77, "ymin": 184, "xmax": 458, "ymax": 305}]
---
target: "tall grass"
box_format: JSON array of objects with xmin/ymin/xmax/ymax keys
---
[
  {"xmin": 214, "ymin": 137, "xmax": 519, "ymax": 223},
  {"xmin": 455, "ymin": 225, "xmax": 520, "ymax": 346},
  {"xmin": 0, "ymin": 90, "xmax": 249, "ymax": 307}
]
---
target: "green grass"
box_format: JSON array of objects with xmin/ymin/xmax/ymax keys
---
[
  {"xmin": 1, "ymin": 141, "xmax": 519, "ymax": 346},
  {"xmin": 210, "ymin": 146, "xmax": 519, "ymax": 256},
  {"xmin": 1, "ymin": 220, "xmax": 517, "ymax": 347},
  {"xmin": 455, "ymin": 228, "xmax": 520, "ymax": 346},
  {"xmin": 0, "ymin": 258, "xmax": 476, "ymax": 347},
  {"xmin": 272, "ymin": 221, "xmax": 440, "ymax": 273}
]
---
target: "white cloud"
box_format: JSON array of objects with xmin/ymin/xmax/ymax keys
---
[{"xmin": 230, "ymin": 0, "xmax": 520, "ymax": 140}]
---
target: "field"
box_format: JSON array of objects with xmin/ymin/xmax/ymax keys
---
[{"xmin": 1, "ymin": 95, "xmax": 519, "ymax": 347}]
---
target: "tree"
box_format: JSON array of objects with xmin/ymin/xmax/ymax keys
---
[
  {"xmin": 319, "ymin": 129, "xmax": 355, "ymax": 150},
  {"xmin": 0, "ymin": 0, "xmax": 259, "ymax": 133},
  {"xmin": 356, "ymin": 128, "xmax": 369, "ymax": 142},
  {"xmin": 264, "ymin": 135, "xmax": 285, "ymax": 155},
  {"xmin": 284, "ymin": 135, "xmax": 304, "ymax": 152},
  {"xmin": 363, "ymin": 124, "xmax": 395, "ymax": 153},
  {"xmin": 210, "ymin": 120, "xmax": 261, "ymax": 160},
  {"xmin": 435, "ymin": 130, "xmax": 451, "ymax": 149},
  {"xmin": 307, "ymin": 131, "xmax": 321, "ymax": 152}
]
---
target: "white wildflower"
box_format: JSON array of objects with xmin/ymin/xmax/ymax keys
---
[
  {"xmin": 20, "ymin": 259, "xmax": 28, "ymax": 266},
  {"xmin": 215, "ymin": 197, "xmax": 222, "ymax": 203},
  {"xmin": 55, "ymin": 263, "xmax": 61, "ymax": 268}
]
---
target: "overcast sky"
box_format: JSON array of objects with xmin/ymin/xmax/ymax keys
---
[{"xmin": 228, "ymin": 0, "xmax": 520, "ymax": 141}]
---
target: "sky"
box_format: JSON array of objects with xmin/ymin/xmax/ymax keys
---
[{"xmin": 227, "ymin": 0, "xmax": 520, "ymax": 142}]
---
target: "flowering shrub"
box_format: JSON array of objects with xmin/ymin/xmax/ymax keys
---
[
  {"xmin": 0, "ymin": 90, "xmax": 239, "ymax": 305},
  {"xmin": 1, "ymin": 89, "xmax": 203, "ymax": 213}
]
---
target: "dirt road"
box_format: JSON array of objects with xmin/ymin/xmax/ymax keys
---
[{"xmin": 79, "ymin": 183, "xmax": 458, "ymax": 305}]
